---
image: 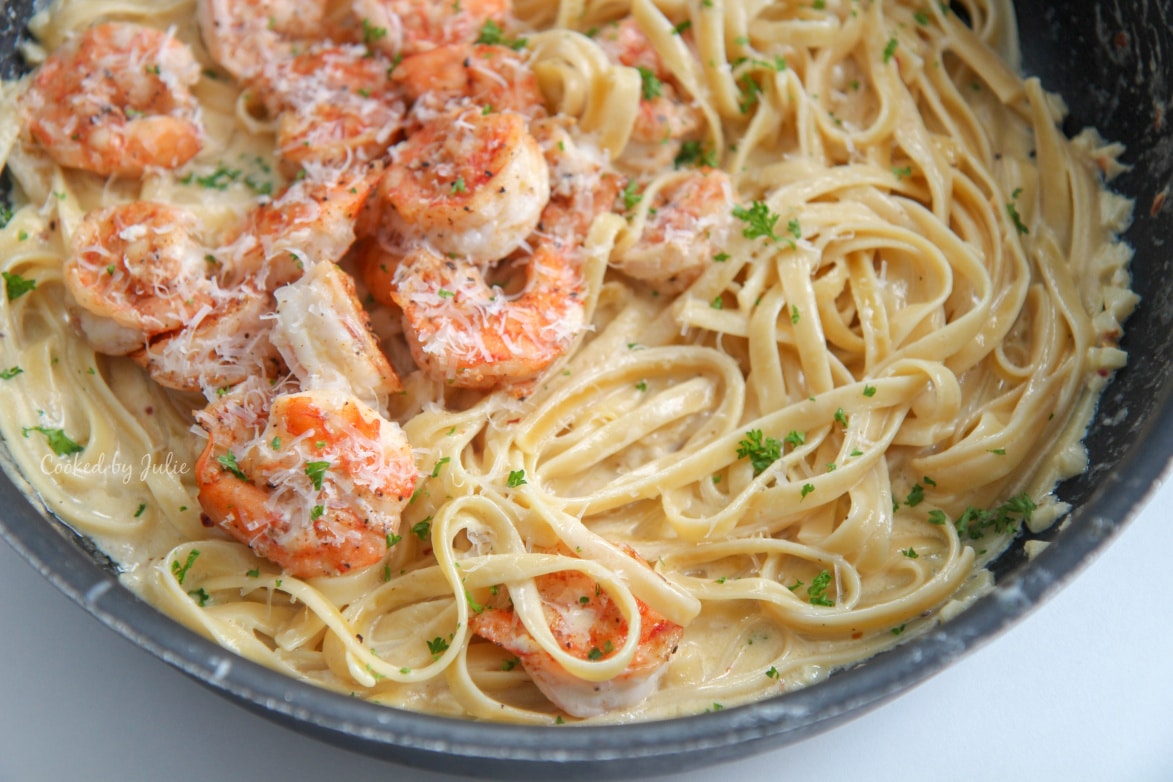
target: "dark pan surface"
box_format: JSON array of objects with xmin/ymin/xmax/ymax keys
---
[{"xmin": 1, "ymin": 1, "xmax": 1171, "ymax": 778}]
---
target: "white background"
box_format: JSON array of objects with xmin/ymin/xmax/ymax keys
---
[{"xmin": 1, "ymin": 477, "xmax": 1171, "ymax": 782}]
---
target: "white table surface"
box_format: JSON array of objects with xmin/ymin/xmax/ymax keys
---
[{"xmin": 1, "ymin": 475, "xmax": 1171, "ymax": 782}]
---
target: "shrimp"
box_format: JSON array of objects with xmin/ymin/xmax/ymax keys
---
[
  {"xmin": 612, "ymin": 168, "xmax": 735, "ymax": 294},
  {"xmin": 21, "ymin": 23, "xmax": 203, "ymax": 177},
  {"xmin": 221, "ymin": 165, "xmax": 382, "ymax": 288},
  {"xmin": 391, "ymin": 243, "xmax": 583, "ymax": 389},
  {"xmin": 271, "ymin": 260, "xmax": 402, "ymax": 410},
  {"xmin": 595, "ymin": 17, "xmax": 703, "ymax": 170},
  {"xmin": 253, "ymin": 44, "xmax": 405, "ymax": 175},
  {"xmin": 376, "ymin": 108, "xmax": 550, "ymax": 264},
  {"xmin": 470, "ymin": 551, "xmax": 684, "ymax": 718},
  {"xmin": 195, "ymin": 382, "xmax": 417, "ymax": 578},
  {"xmin": 352, "ymin": 0, "xmax": 508, "ymax": 59},
  {"xmin": 392, "ymin": 43, "xmax": 545, "ymax": 119},
  {"xmin": 63, "ymin": 201, "xmax": 217, "ymax": 356},
  {"xmin": 131, "ymin": 279, "xmax": 286, "ymax": 395},
  {"xmin": 197, "ymin": 0, "xmax": 340, "ymax": 80}
]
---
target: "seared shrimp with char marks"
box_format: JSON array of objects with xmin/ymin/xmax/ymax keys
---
[
  {"xmin": 196, "ymin": 382, "xmax": 417, "ymax": 578},
  {"xmin": 390, "ymin": 242, "xmax": 583, "ymax": 390},
  {"xmin": 21, "ymin": 23, "xmax": 204, "ymax": 177},
  {"xmin": 471, "ymin": 549, "xmax": 684, "ymax": 718},
  {"xmin": 352, "ymin": 0, "xmax": 508, "ymax": 59},
  {"xmin": 64, "ymin": 201, "xmax": 216, "ymax": 356},
  {"xmin": 377, "ymin": 108, "xmax": 549, "ymax": 265}
]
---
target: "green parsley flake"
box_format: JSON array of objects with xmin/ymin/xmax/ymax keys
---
[
  {"xmin": 784, "ymin": 430, "xmax": 806, "ymax": 448},
  {"xmin": 3, "ymin": 271, "xmax": 37, "ymax": 301},
  {"xmin": 217, "ymin": 451, "xmax": 248, "ymax": 481},
  {"xmin": 412, "ymin": 517, "xmax": 432, "ymax": 540},
  {"xmin": 0, "ymin": 366, "xmax": 23, "ymax": 380},
  {"xmin": 475, "ymin": 19, "xmax": 527, "ymax": 49},
  {"xmin": 22, "ymin": 426, "xmax": 83, "ymax": 456},
  {"xmin": 637, "ymin": 66, "xmax": 662, "ymax": 100},
  {"xmin": 808, "ymin": 569, "xmax": 834, "ymax": 606},
  {"xmin": 171, "ymin": 549, "xmax": 200, "ymax": 584},
  {"xmin": 883, "ymin": 37, "xmax": 899, "ymax": 63},
  {"xmin": 736, "ymin": 429, "xmax": 782, "ymax": 476},
  {"xmin": 800, "ymin": 482, "xmax": 815, "ymax": 500},
  {"xmin": 621, "ymin": 180, "xmax": 642, "ymax": 211},
  {"xmin": 863, "ymin": 384, "xmax": 877, "ymax": 397},
  {"xmin": 731, "ymin": 201, "xmax": 782, "ymax": 242},
  {"xmin": 431, "ymin": 456, "xmax": 451, "ymax": 478},
  {"xmin": 386, "ymin": 532, "xmax": 403, "ymax": 548},
  {"xmin": 451, "ymin": 176, "xmax": 467, "ymax": 193},
  {"xmin": 305, "ymin": 460, "xmax": 331, "ymax": 490},
  {"xmin": 134, "ymin": 502, "xmax": 148, "ymax": 518},
  {"xmin": 507, "ymin": 469, "xmax": 527, "ymax": 487},
  {"xmin": 427, "ymin": 635, "xmax": 451, "ymax": 659}
]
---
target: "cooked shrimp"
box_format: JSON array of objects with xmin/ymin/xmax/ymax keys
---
[
  {"xmin": 131, "ymin": 280, "xmax": 285, "ymax": 395},
  {"xmin": 612, "ymin": 168, "xmax": 735, "ymax": 294},
  {"xmin": 391, "ymin": 243, "xmax": 583, "ymax": 389},
  {"xmin": 595, "ymin": 17, "xmax": 702, "ymax": 169},
  {"xmin": 392, "ymin": 43, "xmax": 544, "ymax": 118},
  {"xmin": 271, "ymin": 260, "xmax": 402, "ymax": 409},
  {"xmin": 377, "ymin": 108, "xmax": 549, "ymax": 264},
  {"xmin": 195, "ymin": 383, "xmax": 417, "ymax": 578},
  {"xmin": 64, "ymin": 201, "xmax": 216, "ymax": 356},
  {"xmin": 352, "ymin": 0, "xmax": 508, "ymax": 59},
  {"xmin": 197, "ymin": 0, "xmax": 339, "ymax": 80},
  {"xmin": 470, "ymin": 552, "xmax": 684, "ymax": 718},
  {"xmin": 254, "ymin": 44, "xmax": 405, "ymax": 174},
  {"xmin": 221, "ymin": 165, "xmax": 382, "ymax": 288},
  {"xmin": 531, "ymin": 117, "xmax": 625, "ymax": 243},
  {"xmin": 21, "ymin": 23, "xmax": 203, "ymax": 177}
]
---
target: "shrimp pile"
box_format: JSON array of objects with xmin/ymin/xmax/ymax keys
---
[{"xmin": 15, "ymin": 0, "xmax": 735, "ymax": 719}]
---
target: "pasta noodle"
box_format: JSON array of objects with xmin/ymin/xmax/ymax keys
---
[{"xmin": 0, "ymin": 0, "xmax": 1136, "ymax": 723}]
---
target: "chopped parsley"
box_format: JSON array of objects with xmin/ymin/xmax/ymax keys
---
[
  {"xmin": 834, "ymin": 407, "xmax": 848, "ymax": 427},
  {"xmin": 736, "ymin": 429, "xmax": 782, "ymax": 476},
  {"xmin": 431, "ymin": 456, "xmax": 451, "ymax": 478},
  {"xmin": 3, "ymin": 271, "xmax": 37, "ymax": 301},
  {"xmin": 731, "ymin": 200, "xmax": 782, "ymax": 242},
  {"xmin": 305, "ymin": 460, "xmax": 331, "ymax": 490},
  {"xmin": 914, "ymin": 9, "xmax": 931, "ymax": 25},
  {"xmin": 784, "ymin": 430, "xmax": 806, "ymax": 449},
  {"xmin": 621, "ymin": 180, "xmax": 642, "ymax": 211},
  {"xmin": 412, "ymin": 518, "xmax": 432, "ymax": 540},
  {"xmin": 310, "ymin": 504, "xmax": 324, "ymax": 521},
  {"xmin": 451, "ymin": 176, "xmax": 467, "ymax": 194},
  {"xmin": 906, "ymin": 483, "xmax": 925, "ymax": 507},
  {"xmin": 171, "ymin": 549, "xmax": 200, "ymax": 584},
  {"xmin": 883, "ymin": 37, "xmax": 899, "ymax": 63},
  {"xmin": 361, "ymin": 18, "xmax": 387, "ymax": 45},
  {"xmin": 736, "ymin": 73, "xmax": 762, "ymax": 114},
  {"xmin": 188, "ymin": 588, "xmax": 210, "ymax": 606},
  {"xmin": 0, "ymin": 202, "xmax": 12, "ymax": 227},
  {"xmin": 134, "ymin": 503, "xmax": 148, "ymax": 518},
  {"xmin": 765, "ymin": 666, "xmax": 780, "ymax": 679},
  {"xmin": 635, "ymin": 380, "xmax": 648, "ymax": 392},
  {"xmin": 22, "ymin": 426, "xmax": 83, "ymax": 456},
  {"xmin": 786, "ymin": 218, "xmax": 802, "ymax": 239},
  {"xmin": 507, "ymin": 469, "xmax": 527, "ymax": 487},
  {"xmin": 0, "ymin": 366, "xmax": 23, "ymax": 380},
  {"xmin": 587, "ymin": 640, "xmax": 614, "ymax": 660},
  {"xmin": 246, "ymin": 568, "xmax": 260, "ymax": 578},
  {"xmin": 791, "ymin": 305, "xmax": 800, "ymax": 324},
  {"xmin": 893, "ymin": 165, "xmax": 913, "ymax": 179},
  {"xmin": 427, "ymin": 636, "xmax": 450, "ymax": 659},
  {"xmin": 901, "ymin": 547, "xmax": 918, "ymax": 559},
  {"xmin": 807, "ymin": 569, "xmax": 834, "ymax": 606},
  {"xmin": 800, "ymin": 482, "xmax": 815, "ymax": 500},
  {"xmin": 217, "ymin": 451, "xmax": 248, "ymax": 481},
  {"xmin": 953, "ymin": 493, "xmax": 1037, "ymax": 540},
  {"xmin": 637, "ymin": 66, "xmax": 662, "ymax": 100},
  {"xmin": 674, "ymin": 140, "xmax": 718, "ymax": 169},
  {"xmin": 1007, "ymin": 199, "xmax": 1029, "ymax": 235},
  {"xmin": 863, "ymin": 384, "xmax": 877, "ymax": 397},
  {"xmin": 386, "ymin": 532, "xmax": 402, "ymax": 548},
  {"xmin": 475, "ymin": 19, "xmax": 527, "ymax": 49}
]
